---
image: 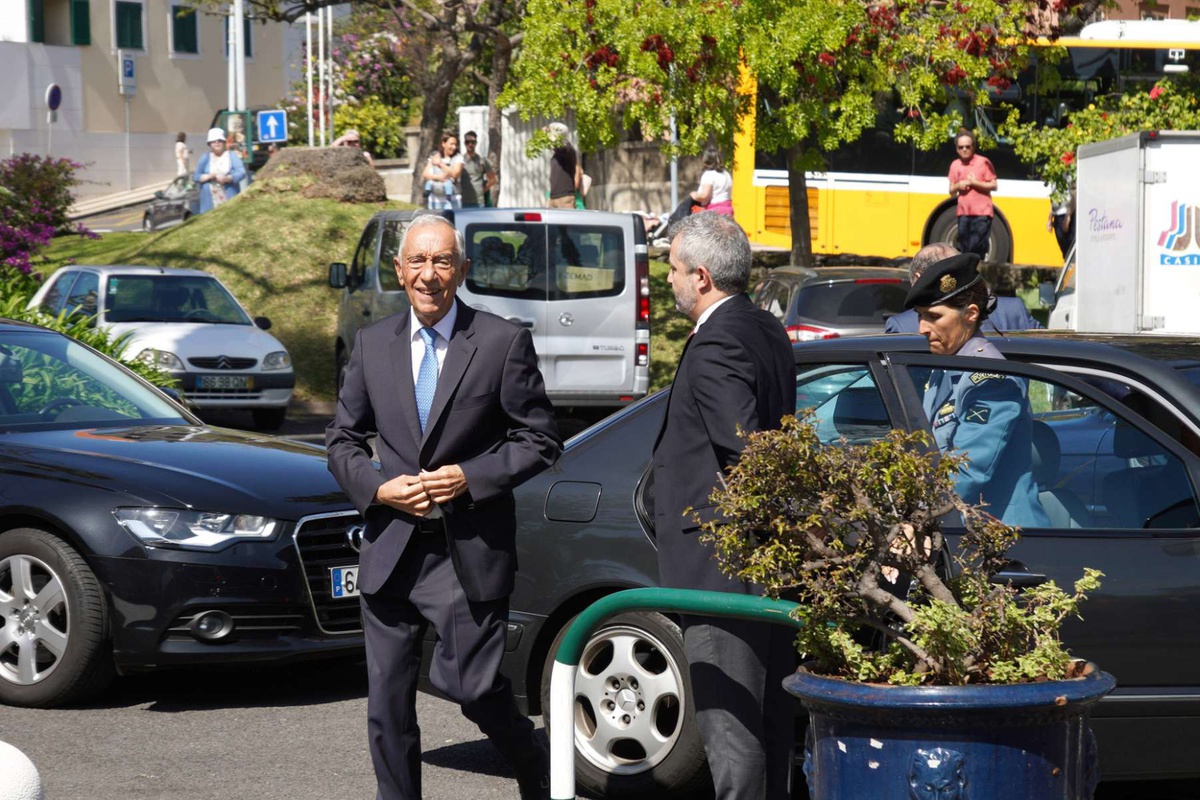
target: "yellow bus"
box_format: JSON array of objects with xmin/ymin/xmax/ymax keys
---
[{"xmin": 732, "ymin": 21, "xmax": 1200, "ymax": 267}]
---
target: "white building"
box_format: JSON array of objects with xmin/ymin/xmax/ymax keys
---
[{"xmin": 0, "ymin": 0, "xmax": 295, "ymax": 198}]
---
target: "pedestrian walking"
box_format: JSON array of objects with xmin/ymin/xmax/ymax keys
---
[
  {"xmin": 651, "ymin": 212, "xmax": 796, "ymax": 800},
  {"xmin": 325, "ymin": 214, "xmax": 561, "ymax": 800},
  {"xmin": 174, "ymin": 132, "xmax": 190, "ymax": 177}
]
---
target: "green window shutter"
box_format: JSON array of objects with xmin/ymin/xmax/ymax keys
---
[
  {"xmin": 70, "ymin": 0, "xmax": 91, "ymax": 46},
  {"xmin": 115, "ymin": 1, "xmax": 142, "ymax": 50},
  {"xmin": 29, "ymin": 0, "xmax": 45, "ymax": 43},
  {"xmin": 171, "ymin": 5, "xmax": 197, "ymax": 54}
]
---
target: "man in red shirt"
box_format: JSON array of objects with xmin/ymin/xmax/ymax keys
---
[{"xmin": 948, "ymin": 130, "xmax": 997, "ymax": 260}]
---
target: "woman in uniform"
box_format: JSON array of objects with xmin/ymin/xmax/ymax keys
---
[{"xmin": 904, "ymin": 253, "xmax": 1049, "ymax": 528}]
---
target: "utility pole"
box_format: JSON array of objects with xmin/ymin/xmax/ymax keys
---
[
  {"xmin": 317, "ymin": 7, "xmax": 326, "ymax": 147},
  {"xmin": 305, "ymin": 12, "xmax": 314, "ymax": 146},
  {"xmin": 233, "ymin": 0, "xmax": 246, "ymax": 111}
]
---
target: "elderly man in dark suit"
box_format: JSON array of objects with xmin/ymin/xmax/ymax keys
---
[
  {"xmin": 653, "ymin": 212, "xmax": 797, "ymax": 800},
  {"xmin": 886, "ymin": 242, "xmax": 1042, "ymax": 333},
  {"xmin": 326, "ymin": 214, "xmax": 561, "ymax": 800}
]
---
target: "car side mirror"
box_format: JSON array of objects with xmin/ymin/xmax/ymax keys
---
[
  {"xmin": 329, "ymin": 262, "xmax": 348, "ymax": 289},
  {"xmin": 1037, "ymin": 281, "xmax": 1056, "ymax": 309},
  {"xmin": 254, "ymin": 316, "xmax": 272, "ymax": 330},
  {"xmin": 154, "ymin": 190, "xmax": 165, "ymax": 199}
]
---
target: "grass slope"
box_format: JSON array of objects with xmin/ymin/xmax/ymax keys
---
[
  {"xmin": 45, "ymin": 192, "xmax": 693, "ymax": 401},
  {"xmin": 45, "ymin": 191, "xmax": 394, "ymax": 401}
]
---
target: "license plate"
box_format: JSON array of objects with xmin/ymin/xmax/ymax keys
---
[
  {"xmin": 197, "ymin": 374, "xmax": 252, "ymax": 389},
  {"xmin": 330, "ymin": 566, "xmax": 360, "ymax": 599}
]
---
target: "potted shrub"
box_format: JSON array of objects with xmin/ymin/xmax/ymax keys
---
[{"xmin": 702, "ymin": 415, "xmax": 1113, "ymax": 800}]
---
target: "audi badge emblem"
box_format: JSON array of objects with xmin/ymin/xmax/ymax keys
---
[{"xmin": 346, "ymin": 523, "xmax": 365, "ymax": 553}]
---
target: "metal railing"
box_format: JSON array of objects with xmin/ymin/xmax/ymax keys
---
[{"xmin": 548, "ymin": 588, "xmax": 805, "ymax": 800}]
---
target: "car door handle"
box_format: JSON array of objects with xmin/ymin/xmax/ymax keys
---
[
  {"xmin": 992, "ymin": 564, "xmax": 1048, "ymax": 588},
  {"xmin": 508, "ymin": 317, "xmax": 536, "ymax": 330}
]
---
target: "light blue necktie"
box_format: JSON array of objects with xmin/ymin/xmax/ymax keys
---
[{"xmin": 415, "ymin": 327, "xmax": 439, "ymax": 432}]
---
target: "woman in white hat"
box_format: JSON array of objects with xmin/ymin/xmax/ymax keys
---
[{"xmin": 193, "ymin": 127, "xmax": 247, "ymax": 213}]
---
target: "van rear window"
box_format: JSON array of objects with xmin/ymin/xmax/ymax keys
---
[{"xmin": 464, "ymin": 224, "xmax": 626, "ymax": 301}]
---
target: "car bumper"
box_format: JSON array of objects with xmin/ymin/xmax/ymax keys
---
[{"xmin": 93, "ymin": 512, "xmax": 364, "ymax": 670}]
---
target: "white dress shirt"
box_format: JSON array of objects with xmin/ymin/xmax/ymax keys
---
[
  {"xmin": 409, "ymin": 301, "xmax": 458, "ymax": 384},
  {"xmin": 693, "ymin": 294, "xmax": 735, "ymax": 334}
]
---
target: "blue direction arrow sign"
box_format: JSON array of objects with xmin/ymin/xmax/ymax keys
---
[{"xmin": 256, "ymin": 109, "xmax": 288, "ymax": 144}]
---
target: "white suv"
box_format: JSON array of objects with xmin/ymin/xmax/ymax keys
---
[
  {"xmin": 29, "ymin": 265, "xmax": 294, "ymax": 429},
  {"xmin": 329, "ymin": 209, "xmax": 651, "ymax": 410}
]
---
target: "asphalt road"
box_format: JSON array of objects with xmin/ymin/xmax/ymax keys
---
[{"xmin": 77, "ymin": 204, "xmax": 150, "ymax": 234}]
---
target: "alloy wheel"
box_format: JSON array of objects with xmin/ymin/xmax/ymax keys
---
[{"xmin": 0, "ymin": 553, "xmax": 70, "ymax": 686}]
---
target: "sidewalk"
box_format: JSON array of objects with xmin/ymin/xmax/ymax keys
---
[{"xmin": 69, "ymin": 183, "xmax": 164, "ymax": 220}]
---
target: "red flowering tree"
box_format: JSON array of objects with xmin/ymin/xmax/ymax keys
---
[
  {"xmin": 1002, "ymin": 77, "xmax": 1200, "ymax": 195},
  {"xmin": 506, "ymin": 0, "xmax": 1080, "ymax": 266}
]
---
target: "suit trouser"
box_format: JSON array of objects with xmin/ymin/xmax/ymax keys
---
[
  {"xmin": 682, "ymin": 615, "xmax": 796, "ymax": 800},
  {"xmin": 361, "ymin": 530, "xmax": 541, "ymax": 800}
]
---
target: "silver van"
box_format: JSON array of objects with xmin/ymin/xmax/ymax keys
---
[{"xmin": 329, "ymin": 209, "xmax": 651, "ymax": 409}]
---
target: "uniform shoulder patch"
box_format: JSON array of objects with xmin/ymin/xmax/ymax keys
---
[
  {"xmin": 969, "ymin": 372, "xmax": 1004, "ymax": 384},
  {"xmin": 964, "ymin": 405, "xmax": 991, "ymax": 424}
]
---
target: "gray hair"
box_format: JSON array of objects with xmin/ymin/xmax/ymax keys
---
[
  {"xmin": 909, "ymin": 242, "xmax": 959, "ymax": 282},
  {"xmin": 400, "ymin": 214, "xmax": 467, "ymax": 268},
  {"xmin": 670, "ymin": 212, "xmax": 752, "ymax": 294}
]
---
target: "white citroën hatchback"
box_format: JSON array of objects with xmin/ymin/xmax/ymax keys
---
[{"xmin": 29, "ymin": 265, "xmax": 294, "ymax": 429}]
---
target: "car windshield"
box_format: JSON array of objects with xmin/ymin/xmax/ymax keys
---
[
  {"xmin": 0, "ymin": 330, "xmax": 189, "ymax": 431},
  {"xmin": 103, "ymin": 275, "xmax": 251, "ymax": 325},
  {"xmin": 793, "ymin": 280, "xmax": 908, "ymax": 325}
]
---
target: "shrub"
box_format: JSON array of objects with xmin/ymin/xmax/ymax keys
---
[{"xmin": 702, "ymin": 415, "xmax": 1101, "ymax": 686}]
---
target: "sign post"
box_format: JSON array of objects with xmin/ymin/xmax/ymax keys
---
[
  {"xmin": 255, "ymin": 110, "xmax": 288, "ymax": 145},
  {"xmin": 44, "ymin": 84, "xmax": 62, "ymax": 156},
  {"xmin": 118, "ymin": 50, "xmax": 136, "ymax": 190}
]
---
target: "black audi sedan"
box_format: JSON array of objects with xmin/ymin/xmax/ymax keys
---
[
  {"xmin": 0, "ymin": 319, "xmax": 363, "ymax": 708},
  {"xmin": 481, "ymin": 333, "xmax": 1200, "ymax": 797}
]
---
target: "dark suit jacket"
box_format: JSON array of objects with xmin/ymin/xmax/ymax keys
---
[
  {"xmin": 326, "ymin": 300, "xmax": 561, "ymax": 602},
  {"xmin": 885, "ymin": 296, "xmax": 1042, "ymax": 334},
  {"xmin": 651, "ymin": 294, "xmax": 796, "ymax": 593}
]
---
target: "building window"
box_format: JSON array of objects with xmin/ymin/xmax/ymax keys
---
[
  {"xmin": 170, "ymin": 5, "xmax": 197, "ymax": 54},
  {"xmin": 70, "ymin": 0, "xmax": 90, "ymax": 46},
  {"xmin": 29, "ymin": 0, "xmax": 45, "ymax": 42},
  {"xmin": 114, "ymin": 0, "xmax": 143, "ymax": 49},
  {"xmin": 223, "ymin": 15, "xmax": 253, "ymax": 59}
]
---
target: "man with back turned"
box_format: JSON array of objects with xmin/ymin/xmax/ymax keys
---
[{"xmin": 652, "ymin": 212, "xmax": 797, "ymax": 799}]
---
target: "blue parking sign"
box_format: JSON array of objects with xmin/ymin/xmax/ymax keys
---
[{"xmin": 256, "ymin": 109, "xmax": 288, "ymax": 144}]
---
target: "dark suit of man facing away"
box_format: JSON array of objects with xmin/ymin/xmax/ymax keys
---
[
  {"xmin": 326, "ymin": 216, "xmax": 561, "ymax": 800},
  {"xmin": 652, "ymin": 212, "xmax": 797, "ymax": 800}
]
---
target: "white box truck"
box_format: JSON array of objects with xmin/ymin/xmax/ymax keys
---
[{"xmin": 1044, "ymin": 130, "xmax": 1200, "ymax": 333}]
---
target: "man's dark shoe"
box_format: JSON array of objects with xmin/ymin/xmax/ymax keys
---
[
  {"xmin": 515, "ymin": 737, "xmax": 550, "ymax": 800},
  {"xmin": 517, "ymin": 770, "xmax": 550, "ymax": 800}
]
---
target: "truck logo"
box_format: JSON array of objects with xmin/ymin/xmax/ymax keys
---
[{"xmin": 1157, "ymin": 201, "xmax": 1200, "ymax": 265}]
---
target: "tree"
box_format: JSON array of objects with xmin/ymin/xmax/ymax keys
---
[
  {"xmin": 200, "ymin": 0, "xmax": 519, "ymax": 204},
  {"xmin": 1002, "ymin": 76, "xmax": 1200, "ymax": 196},
  {"xmin": 507, "ymin": 0, "xmax": 1085, "ymax": 266}
]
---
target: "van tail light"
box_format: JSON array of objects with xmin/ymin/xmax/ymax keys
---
[
  {"xmin": 515, "ymin": 213, "xmax": 542, "ymax": 221},
  {"xmin": 636, "ymin": 342, "xmax": 649, "ymax": 367},
  {"xmin": 636, "ymin": 254, "xmax": 651, "ymax": 330},
  {"xmin": 786, "ymin": 325, "xmax": 840, "ymax": 343}
]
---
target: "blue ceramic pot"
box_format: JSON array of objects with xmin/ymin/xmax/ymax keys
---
[{"xmin": 784, "ymin": 663, "xmax": 1116, "ymax": 800}]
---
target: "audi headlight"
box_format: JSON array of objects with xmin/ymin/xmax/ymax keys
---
[
  {"xmin": 138, "ymin": 349, "xmax": 184, "ymax": 371},
  {"xmin": 262, "ymin": 350, "xmax": 292, "ymax": 370},
  {"xmin": 114, "ymin": 508, "xmax": 279, "ymax": 550}
]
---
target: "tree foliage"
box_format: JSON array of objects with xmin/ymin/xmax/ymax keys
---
[
  {"xmin": 507, "ymin": 0, "xmax": 1086, "ymax": 265},
  {"xmin": 1001, "ymin": 75, "xmax": 1200, "ymax": 196},
  {"xmin": 702, "ymin": 415, "xmax": 1100, "ymax": 685}
]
